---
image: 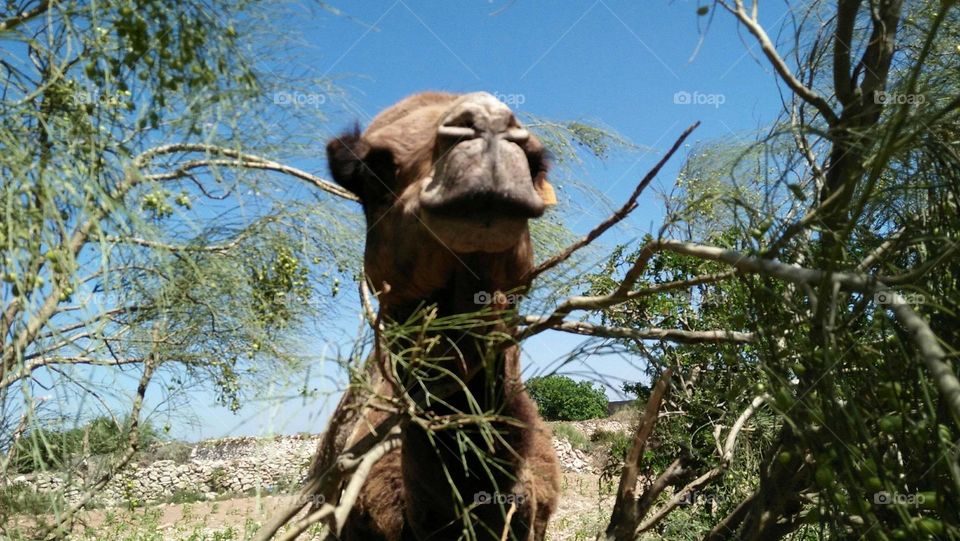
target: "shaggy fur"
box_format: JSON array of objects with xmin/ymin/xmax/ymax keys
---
[{"xmin": 324, "ymin": 92, "xmax": 560, "ymax": 541}]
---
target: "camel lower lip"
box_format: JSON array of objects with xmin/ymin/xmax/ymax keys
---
[
  {"xmin": 420, "ymin": 193, "xmax": 545, "ymax": 220},
  {"xmin": 421, "ymin": 211, "xmax": 527, "ymax": 253}
]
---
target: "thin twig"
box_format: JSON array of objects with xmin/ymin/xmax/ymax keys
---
[
  {"xmin": 527, "ymin": 122, "xmax": 699, "ymax": 282},
  {"xmin": 0, "ymin": 0, "xmax": 50, "ymax": 32},
  {"xmin": 135, "ymin": 144, "xmax": 357, "ymax": 201},
  {"xmin": 635, "ymin": 395, "xmax": 767, "ymax": 534},
  {"xmin": 718, "ymin": 0, "xmax": 838, "ymax": 125},
  {"xmin": 273, "ymin": 425, "xmax": 402, "ymax": 541},
  {"xmin": 519, "ymin": 316, "xmax": 754, "ymax": 344},
  {"xmin": 39, "ymin": 358, "xmax": 156, "ymax": 540}
]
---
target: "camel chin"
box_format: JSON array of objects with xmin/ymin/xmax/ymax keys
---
[{"xmin": 421, "ymin": 212, "xmax": 528, "ymax": 254}]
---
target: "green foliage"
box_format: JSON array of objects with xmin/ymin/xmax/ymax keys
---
[
  {"xmin": 250, "ymin": 245, "xmax": 311, "ymax": 330},
  {"xmin": 591, "ymin": 429, "xmax": 632, "ymax": 461},
  {"xmin": 0, "ymin": 13, "xmax": 362, "ymax": 539},
  {"xmin": 586, "ymin": 4, "xmax": 960, "ymax": 536},
  {"xmin": 167, "ymin": 489, "xmax": 207, "ymax": 505},
  {"xmin": 12, "ymin": 416, "xmax": 161, "ymax": 473},
  {"xmin": 526, "ymin": 375, "xmax": 608, "ymax": 421},
  {"xmin": 526, "ymin": 116, "xmax": 637, "ymax": 164},
  {"xmin": 0, "ymin": 0, "xmax": 360, "ymax": 462},
  {"xmin": 0, "ymin": 483, "xmax": 64, "ymax": 515},
  {"xmin": 209, "ymin": 466, "xmax": 230, "ymax": 492},
  {"xmin": 552, "ymin": 422, "xmax": 591, "ymax": 451},
  {"xmin": 620, "ymin": 381, "xmax": 650, "ymax": 402}
]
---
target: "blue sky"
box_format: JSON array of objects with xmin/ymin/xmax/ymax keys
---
[{"xmin": 178, "ymin": 0, "xmax": 790, "ymax": 440}]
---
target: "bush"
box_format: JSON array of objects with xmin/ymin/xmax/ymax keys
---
[
  {"xmin": 552, "ymin": 422, "xmax": 591, "ymax": 451},
  {"xmin": 0, "ymin": 483, "xmax": 64, "ymax": 515},
  {"xmin": 591, "ymin": 429, "xmax": 632, "ymax": 460},
  {"xmin": 526, "ymin": 375, "xmax": 608, "ymax": 421},
  {"xmin": 12, "ymin": 417, "xmax": 162, "ymax": 473},
  {"xmin": 168, "ymin": 488, "xmax": 208, "ymax": 505},
  {"xmin": 139, "ymin": 440, "xmax": 192, "ymax": 464}
]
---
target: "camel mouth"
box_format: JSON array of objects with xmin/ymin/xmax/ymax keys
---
[
  {"xmin": 420, "ymin": 189, "xmax": 546, "ymax": 221},
  {"xmin": 420, "ymin": 206, "xmax": 530, "ymax": 254}
]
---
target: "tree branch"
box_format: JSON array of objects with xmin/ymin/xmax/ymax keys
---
[
  {"xmin": 274, "ymin": 425, "xmax": 402, "ymax": 541},
  {"xmin": 520, "ymin": 316, "xmax": 754, "ymax": 344},
  {"xmin": 0, "ymin": 0, "xmax": 50, "ymax": 32},
  {"xmin": 527, "ymin": 122, "xmax": 699, "ymax": 282},
  {"xmin": 605, "ymin": 369, "xmax": 672, "ymax": 540},
  {"xmin": 635, "ymin": 395, "xmax": 767, "ymax": 534},
  {"xmin": 719, "ymin": 0, "xmax": 838, "ymax": 125},
  {"xmin": 39, "ymin": 357, "xmax": 156, "ymax": 540},
  {"xmin": 136, "ymin": 144, "xmax": 358, "ymax": 202}
]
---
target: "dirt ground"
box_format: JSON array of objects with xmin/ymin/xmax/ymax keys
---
[{"xmin": 33, "ymin": 471, "xmax": 614, "ymax": 540}]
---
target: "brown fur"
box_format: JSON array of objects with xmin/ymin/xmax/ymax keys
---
[{"xmin": 325, "ymin": 92, "xmax": 560, "ymax": 540}]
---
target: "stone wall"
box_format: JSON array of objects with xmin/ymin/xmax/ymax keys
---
[
  {"xmin": 7, "ymin": 421, "xmax": 629, "ymax": 507},
  {"xmin": 7, "ymin": 435, "xmax": 318, "ymax": 507}
]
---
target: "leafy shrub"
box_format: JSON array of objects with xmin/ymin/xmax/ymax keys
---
[
  {"xmin": 591, "ymin": 429, "xmax": 632, "ymax": 460},
  {"xmin": 526, "ymin": 375, "xmax": 608, "ymax": 421},
  {"xmin": 552, "ymin": 422, "xmax": 591, "ymax": 451},
  {"xmin": 13, "ymin": 417, "xmax": 162, "ymax": 473},
  {"xmin": 168, "ymin": 489, "xmax": 208, "ymax": 505},
  {"xmin": 0, "ymin": 483, "xmax": 64, "ymax": 515},
  {"xmin": 209, "ymin": 466, "xmax": 230, "ymax": 492},
  {"xmin": 139, "ymin": 440, "xmax": 192, "ymax": 464}
]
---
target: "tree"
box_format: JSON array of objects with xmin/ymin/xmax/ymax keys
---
[
  {"xmin": 526, "ymin": 374, "xmax": 609, "ymax": 421},
  {"xmin": 578, "ymin": 1, "xmax": 960, "ymax": 539},
  {"xmin": 0, "ymin": 1, "xmax": 358, "ymax": 535}
]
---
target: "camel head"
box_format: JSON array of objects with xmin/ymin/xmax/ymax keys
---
[{"xmin": 327, "ymin": 92, "xmax": 556, "ymax": 309}]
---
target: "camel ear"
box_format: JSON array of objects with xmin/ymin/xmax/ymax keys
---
[
  {"xmin": 534, "ymin": 172, "xmax": 557, "ymax": 206},
  {"xmin": 327, "ymin": 125, "xmax": 374, "ymax": 200}
]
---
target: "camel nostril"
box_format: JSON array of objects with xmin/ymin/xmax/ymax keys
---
[
  {"xmin": 504, "ymin": 128, "xmax": 529, "ymax": 143},
  {"xmin": 437, "ymin": 125, "xmax": 478, "ymax": 140}
]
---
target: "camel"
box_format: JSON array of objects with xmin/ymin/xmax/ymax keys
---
[{"xmin": 324, "ymin": 92, "xmax": 561, "ymax": 540}]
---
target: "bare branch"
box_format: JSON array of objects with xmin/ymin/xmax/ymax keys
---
[
  {"xmin": 605, "ymin": 369, "xmax": 672, "ymax": 540},
  {"xmin": 635, "ymin": 395, "xmax": 767, "ymax": 534},
  {"xmin": 135, "ymin": 144, "xmax": 358, "ymax": 202},
  {"xmin": 274, "ymin": 425, "xmax": 403, "ymax": 541},
  {"xmin": 39, "ymin": 358, "xmax": 156, "ymax": 540},
  {"xmin": 627, "ymin": 271, "xmax": 739, "ymax": 300},
  {"xmin": 527, "ymin": 122, "xmax": 699, "ymax": 282},
  {"xmin": 0, "ymin": 0, "xmax": 50, "ymax": 32},
  {"xmin": 253, "ymin": 399, "xmax": 403, "ymax": 541},
  {"xmin": 855, "ymin": 226, "xmax": 907, "ymax": 271},
  {"xmin": 520, "ymin": 316, "xmax": 754, "ymax": 344},
  {"xmin": 887, "ymin": 294, "xmax": 960, "ymax": 422},
  {"xmin": 530, "ymin": 237, "xmax": 958, "ymax": 422},
  {"xmin": 102, "ymin": 216, "xmax": 276, "ymax": 254},
  {"xmin": 718, "ymin": 0, "xmax": 838, "ymax": 125}
]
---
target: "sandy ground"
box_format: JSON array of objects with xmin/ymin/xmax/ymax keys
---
[{"xmin": 11, "ymin": 471, "xmax": 614, "ymax": 540}]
